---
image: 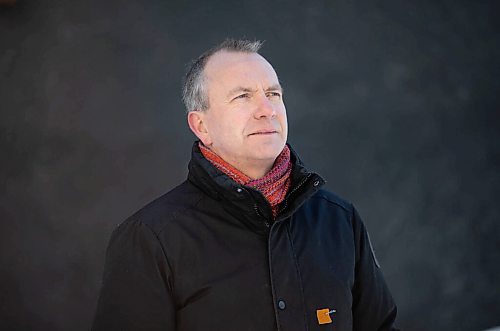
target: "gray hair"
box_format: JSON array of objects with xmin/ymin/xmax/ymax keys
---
[{"xmin": 182, "ymin": 39, "xmax": 263, "ymax": 113}]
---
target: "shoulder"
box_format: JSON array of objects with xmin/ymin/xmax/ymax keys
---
[
  {"xmin": 309, "ymin": 189, "xmax": 368, "ymax": 229},
  {"xmin": 118, "ymin": 180, "xmax": 205, "ymax": 236},
  {"xmin": 309, "ymin": 188, "xmax": 354, "ymax": 214},
  {"xmin": 295, "ymin": 188, "xmax": 356, "ymax": 230}
]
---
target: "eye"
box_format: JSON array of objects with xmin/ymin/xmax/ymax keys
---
[
  {"xmin": 233, "ymin": 93, "xmax": 250, "ymax": 101},
  {"xmin": 266, "ymin": 91, "xmax": 281, "ymax": 98}
]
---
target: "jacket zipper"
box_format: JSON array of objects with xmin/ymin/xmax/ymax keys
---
[
  {"xmin": 267, "ymin": 220, "xmax": 281, "ymax": 331},
  {"xmin": 277, "ymin": 173, "xmax": 312, "ymax": 218},
  {"xmin": 254, "ymin": 204, "xmax": 270, "ymax": 227},
  {"xmin": 266, "ymin": 174, "xmax": 314, "ymax": 330},
  {"xmin": 254, "ymin": 173, "xmax": 315, "ymax": 227}
]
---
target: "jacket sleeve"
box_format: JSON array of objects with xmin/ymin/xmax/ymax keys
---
[
  {"xmin": 92, "ymin": 218, "xmax": 176, "ymax": 331},
  {"xmin": 351, "ymin": 206, "xmax": 399, "ymax": 331}
]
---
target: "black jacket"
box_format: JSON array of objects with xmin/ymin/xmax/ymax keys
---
[{"xmin": 92, "ymin": 143, "xmax": 398, "ymax": 331}]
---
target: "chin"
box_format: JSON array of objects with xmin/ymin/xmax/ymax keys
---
[{"xmin": 251, "ymin": 142, "xmax": 285, "ymax": 161}]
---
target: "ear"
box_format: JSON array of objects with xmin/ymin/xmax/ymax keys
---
[{"xmin": 187, "ymin": 111, "xmax": 212, "ymax": 146}]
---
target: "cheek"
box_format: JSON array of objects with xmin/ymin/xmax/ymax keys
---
[
  {"xmin": 278, "ymin": 107, "xmax": 288, "ymax": 124},
  {"xmin": 213, "ymin": 117, "xmax": 242, "ymax": 142},
  {"xmin": 275, "ymin": 102, "xmax": 286, "ymax": 114},
  {"xmin": 281, "ymin": 109, "xmax": 287, "ymax": 120}
]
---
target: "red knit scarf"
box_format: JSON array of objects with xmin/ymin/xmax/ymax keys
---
[{"xmin": 199, "ymin": 142, "xmax": 292, "ymax": 219}]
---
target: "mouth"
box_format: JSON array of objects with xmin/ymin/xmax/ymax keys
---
[{"xmin": 248, "ymin": 130, "xmax": 278, "ymax": 136}]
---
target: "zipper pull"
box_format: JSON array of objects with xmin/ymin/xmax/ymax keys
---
[{"xmin": 253, "ymin": 204, "xmax": 271, "ymax": 228}]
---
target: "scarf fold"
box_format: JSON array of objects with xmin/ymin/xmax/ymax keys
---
[{"xmin": 199, "ymin": 142, "xmax": 292, "ymax": 219}]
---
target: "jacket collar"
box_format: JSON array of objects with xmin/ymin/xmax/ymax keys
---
[{"xmin": 187, "ymin": 141, "xmax": 325, "ymax": 232}]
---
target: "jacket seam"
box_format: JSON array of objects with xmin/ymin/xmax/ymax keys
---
[
  {"xmin": 310, "ymin": 194, "xmax": 352, "ymax": 213},
  {"xmin": 286, "ymin": 221, "xmax": 310, "ymax": 331},
  {"xmin": 267, "ymin": 225, "xmax": 282, "ymax": 331},
  {"xmin": 154, "ymin": 194, "xmax": 205, "ymax": 236},
  {"xmin": 137, "ymin": 193, "xmax": 205, "ymax": 305},
  {"xmin": 349, "ymin": 203, "xmax": 359, "ymax": 277},
  {"xmin": 138, "ymin": 220, "xmax": 178, "ymax": 304}
]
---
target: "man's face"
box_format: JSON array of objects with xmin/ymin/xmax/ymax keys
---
[{"xmin": 194, "ymin": 51, "xmax": 288, "ymax": 172}]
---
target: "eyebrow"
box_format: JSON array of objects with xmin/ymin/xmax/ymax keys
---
[
  {"xmin": 226, "ymin": 86, "xmax": 256, "ymax": 98},
  {"xmin": 226, "ymin": 84, "xmax": 283, "ymax": 99},
  {"xmin": 265, "ymin": 84, "xmax": 283, "ymax": 93}
]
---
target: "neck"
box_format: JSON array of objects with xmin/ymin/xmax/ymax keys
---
[
  {"xmin": 198, "ymin": 143, "xmax": 275, "ymax": 180},
  {"xmin": 198, "ymin": 142, "xmax": 293, "ymax": 219},
  {"xmin": 215, "ymin": 152, "xmax": 275, "ymax": 179},
  {"xmin": 232, "ymin": 160, "xmax": 273, "ymax": 180}
]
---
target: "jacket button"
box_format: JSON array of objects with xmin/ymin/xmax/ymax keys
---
[
  {"xmin": 236, "ymin": 187, "xmax": 242, "ymax": 193},
  {"xmin": 313, "ymin": 180, "xmax": 320, "ymax": 187},
  {"xmin": 278, "ymin": 300, "xmax": 286, "ymax": 310}
]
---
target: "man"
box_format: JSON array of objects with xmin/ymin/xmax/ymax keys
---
[{"xmin": 92, "ymin": 39, "xmax": 399, "ymax": 331}]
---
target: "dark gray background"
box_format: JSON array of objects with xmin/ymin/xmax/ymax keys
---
[{"xmin": 1, "ymin": 1, "xmax": 499, "ymax": 330}]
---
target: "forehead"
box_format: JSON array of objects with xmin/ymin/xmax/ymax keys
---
[{"xmin": 204, "ymin": 51, "xmax": 279, "ymax": 90}]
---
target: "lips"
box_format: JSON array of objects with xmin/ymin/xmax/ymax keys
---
[{"xmin": 248, "ymin": 130, "xmax": 278, "ymax": 136}]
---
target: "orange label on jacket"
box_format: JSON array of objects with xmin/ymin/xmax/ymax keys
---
[{"xmin": 316, "ymin": 308, "xmax": 333, "ymax": 324}]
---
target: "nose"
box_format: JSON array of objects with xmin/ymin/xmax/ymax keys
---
[{"xmin": 254, "ymin": 93, "xmax": 276, "ymax": 119}]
